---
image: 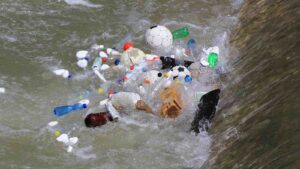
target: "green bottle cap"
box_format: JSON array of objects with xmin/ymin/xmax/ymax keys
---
[{"xmin": 208, "ymin": 52, "xmax": 218, "ymax": 68}]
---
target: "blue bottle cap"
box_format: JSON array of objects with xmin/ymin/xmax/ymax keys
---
[
  {"xmin": 115, "ymin": 59, "xmax": 120, "ymax": 65},
  {"xmin": 185, "ymin": 75, "xmax": 192, "ymax": 82},
  {"xmin": 84, "ymin": 57, "xmax": 89, "ymax": 61},
  {"xmin": 82, "ymin": 104, "xmax": 87, "ymax": 108}
]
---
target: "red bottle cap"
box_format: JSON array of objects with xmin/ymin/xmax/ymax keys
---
[
  {"xmin": 130, "ymin": 65, "xmax": 134, "ymax": 70},
  {"xmin": 101, "ymin": 57, "xmax": 107, "ymax": 63},
  {"xmin": 123, "ymin": 42, "xmax": 133, "ymax": 51}
]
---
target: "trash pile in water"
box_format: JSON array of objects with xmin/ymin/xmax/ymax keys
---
[{"xmin": 48, "ymin": 25, "xmax": 222, "ymax": 153}]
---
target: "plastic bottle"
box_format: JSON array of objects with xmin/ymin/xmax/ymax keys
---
[
  {"xmin": 54, "ymin": 103, "xmax": 87, "ymax": 117},
  {"xmin": 172, "ymin": 27, "xmax": 189, "ymax": 40},
  {"xmin": 92, "ymin": 57, "xmax": 107, "ymax": 82}
]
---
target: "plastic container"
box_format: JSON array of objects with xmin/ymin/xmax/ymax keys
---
[
  {"xmin": 54, "ymin": 103, "xmax": 87, "ymax": 117},
  {"xmin": 172, "ymin": 27, "xmax": 189, "ymax": 40}
]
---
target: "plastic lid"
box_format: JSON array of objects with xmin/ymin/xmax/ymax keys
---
[
  {"xmin": 123, "ymin": 42, "xmax": 133, "ymax": 51},
  {"xmin": 82, "ymin": 104, "xmax": 87, "ymax": 108},
  {"xmin": 76, "ymin": 50, "xmax": 88, "ymax": 59},
  {"xmin": 185, "ymin": 75, "xmax": 192, "ymax": 82},
  {"xmin": 114, "ymin": 59, "xmax": 120, "ymax": 65}
]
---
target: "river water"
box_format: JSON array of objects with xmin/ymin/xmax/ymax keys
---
[{"xmin": 0, "ymin": 0, "xmax": 247, "ymax": 168}]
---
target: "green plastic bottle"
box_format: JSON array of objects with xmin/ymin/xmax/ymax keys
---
[
  {"xmin": 172, "ymin": 27, "xmax": 189, "ymax": 40},
  {"xmin": 208, "ymin": 52, "xmax": 218, "ymax": 68}
]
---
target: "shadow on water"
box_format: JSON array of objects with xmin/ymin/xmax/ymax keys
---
[{"xmin": 203, "ymin": 0, "xmax": 300, "ymax": 168}]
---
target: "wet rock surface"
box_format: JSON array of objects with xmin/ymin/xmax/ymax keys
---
[{"xmin": 202, "ymin": 0, "xmax": 300, "ymax": 168}]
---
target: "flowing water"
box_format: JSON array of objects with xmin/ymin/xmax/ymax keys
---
[{"xmin": 0, "ymin": 0, "xmax": 241, "ymax": 168}]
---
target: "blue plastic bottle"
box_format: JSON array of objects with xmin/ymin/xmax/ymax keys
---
[{"xmin": 54, "ymin": 103, "xmax": 87, "ymax": 117}]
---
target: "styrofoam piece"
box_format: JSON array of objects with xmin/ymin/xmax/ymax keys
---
[
  {"xmin": 62, "ymin": 70, "xmax": 70, "ymax": 78},
  {"xmin": 99, "ymin": 51, "xmax": 108, "ymax": 58},
  {"xmin": 53, "ymin": 69, "xmax": 67, "ymax": 76},
  {"xmin": 107, "ymin": 48, "xmax": 121, "ymax": 55},
  {"xmin": 106, "ymin": 48, "xmax": 112, "ymax": 55},
  {"xmin": 76, "ymin": 50, "xmax": 88, "ymax": 59},
  {"xmin": 0, "ymin": 87, "xmax": 5, "ymax": 93},
  {"xmin": 91, "ymin": 44, "xmax": 104, "ymax": 50},
  {"xmin": 67, "ymin": 146, "xmax": 73, "ymax": 153},
  {"xmin": 48, "ymin": 121, "xmax": 58, "ymax": 127},
  {"xmin": 69, "ymin": 137, "xmax": 78, "ymax": 145},
  {"xmin": 203, "ymin": 46, "xmax": 219, "ymax": 55},
  {"xmin": 200, "ymin": 57, "xmax": 209, "ymax": 67},
  {"xmin": 77, "ymin": 59, "xmax": 88, "ymax": 68},
  {"xmin": 56, "ymin": 133, "xmax": 69, "ymax": 144},
  {"xmin": 100, "ymin": 64, "xmax": 110, "ymax": 70}
]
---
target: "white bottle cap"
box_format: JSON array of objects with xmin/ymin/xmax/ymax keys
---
[
  {"xmin": 62, "ymin": 70, "xmax": 70, "ymax": 78},
  {"xmin": 77, "ymin": 59, "xmax": 88, "ymax": 68},
  {"xmin": 76, "ymin": 50, "xmax": 88, "ymax": 59},
  {"xmin": 99, "ymin": 51, "xmax": 108, "ymax": 58},
  {"xmin": 0, "ymin": 87, "xmax": 5, "ymax": 93},
  {"xmin": 53, "ymin": 69, "xmax": 67, "ymax": 76}
]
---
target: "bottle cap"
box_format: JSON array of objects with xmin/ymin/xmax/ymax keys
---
[
  {"xmin": 123, "ymin": 42, "xmax": 133, "ymax": 51},
  {"xmin": 76, "ymin": 50, "xmax": 88, "ymax": 59},
  {"xmin": 54, "ymin": 130, "xmax": 61, "ymax": 137},
  {"xmin": 185, "ymin": 75, "xmax": 192, "ymax": 82},
  {"xmin": 77, "ymin": 59, "xmax": 88, "ymax": 68},
  {"xmin": 101, "ymin": 57, "xmax": 107, "ymax": 63},
  {"xmin": 130, "ymin": 65, "xmax": 134, "ymax": 70},
  {"xmin": 114, "ymin": 59, "xmax": 120, "ymax": 65},
  {"xmin": 99, "ymin": 51, "xmax": 108, "ymax": 58}
]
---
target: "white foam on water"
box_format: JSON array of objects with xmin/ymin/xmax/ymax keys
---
[{"xmin": 64, "ymin": 0, "xmax": 102, "ymax": 8}]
